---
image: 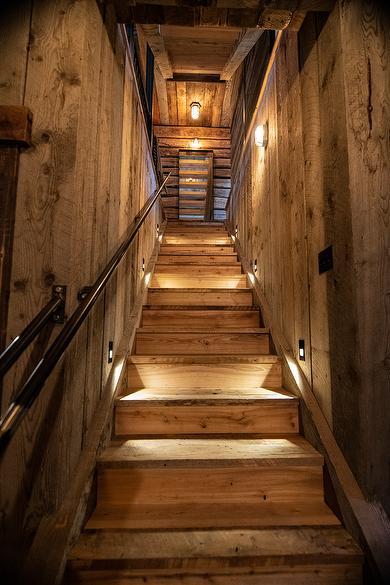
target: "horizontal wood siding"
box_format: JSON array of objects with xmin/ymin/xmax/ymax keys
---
[{"xmin": 156, "ymin": 125, "xmax": 231, "ymax": 220}]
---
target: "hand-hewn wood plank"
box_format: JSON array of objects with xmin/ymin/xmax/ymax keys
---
[
  {"xmin": 155, "ymin": 125, "xmax": 230, "ymax": 139},
  {"xmin": 154, "ymin": 66, "xmax": 170, "ymax": 124},
  {"xmin": 141, "ymin": 24, "xmax": 173, "ymax": 79},
  {"xmin": 135, "ymin": 330, "xmax": 269, "ymax": 354},
  {"xmin": 220, "ymin": 29, "xmax": 264, "ymax": 81},
  {"xmin": 0, "ymin": 105, "xmax": 32, "ymax": 144}
]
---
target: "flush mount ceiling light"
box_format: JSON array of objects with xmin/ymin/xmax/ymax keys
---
[
  {"xmin": 255, "ymin": 123, "xmax": 268, "ymax": 148},
  {"xmin": 190, "ymin": 102, "xmax": 201, "ymax": 120}
]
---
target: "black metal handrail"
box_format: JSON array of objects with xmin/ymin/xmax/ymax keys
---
[
  {"xmin": 0, "ymin": 290, "xmax": 66, "ymax": 379},
  {"xmin": 0, "ymin": 174, "xmax": 170, "ymax": 449}
]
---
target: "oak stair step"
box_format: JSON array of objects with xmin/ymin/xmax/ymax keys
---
[
  {"xmin": 97, "ymin": 437, "xmax": 323, "ymax": 467},
  {"xmin": 159, "ymin": 245, "xmax": 234, "ymax": 255},
  {"xmin": 156, "ymin": 254, "xmax": 239, "ymax": 264},
  {"xmin": 166, "ymin": 221, "xmax": 224, "ymax": 228},
  {"xmin": 154, "ymin": 264, "xmax": 242, "ymax": 275},
  {"xmin": 94, "ymin": 438, "xmax": 325, "ymax": 511},
  {"xmin": 141, "ymin": 307, "xmax": 261, "ymax": 328},
  {"xmin": 66, "ymin": 527, "xmax": 361, "ymax": 585},
  {"xmin": 115, "ymin": 386, "xmax": 299, "ymax": 436},
  {"xmin": 163, "ymin": 235, "xmax": 232, "ymax": 245},
  {"xmin": 150, "ymin": 274, "xmax": 248, "ymax": 288},
  {"xmin": 84, "ymin": 502, "xmax": 341, "ymax": 531},
  {"xmin": 127, "ymin": 355, "xmax": 282, "ymax": 389},
  {"xmin": 134, "ymin": 329, "xmax": 270, "ymax": 355},
  {"xmin": 147, "ymin": 288, "xmax": 253, "ymax": 306}
]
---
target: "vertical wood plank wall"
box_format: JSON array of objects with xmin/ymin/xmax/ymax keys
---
[
  {"xmin": 0, "ymin": 0, "xmax": 159, "ymax": 567},
  {"xmin": 228, "ymin": 0, "xmax": 390, "ymax": 517}
]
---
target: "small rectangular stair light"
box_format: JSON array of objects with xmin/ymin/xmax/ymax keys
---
[
  {"xmin": 142, "ymin": 258, "xmax": 145, "ymax": 272},
  {"xmin": 235, "ymin": 225, "xmax": 238, "ymax": 236},
  {"xmin": 253, "ymin": 259, "xmax": 257, "ymax": 273},
  {"xmin": 108, "ymin": 341, "xmax": 113, "ymax": 364},
  {"xmin": 298, "ymin": 339, "xmax": 305, "ymax": 361}
]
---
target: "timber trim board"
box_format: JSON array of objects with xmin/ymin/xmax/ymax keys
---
[
  {"xmin": 228, "ymin": 226, "xmax": 390, "ymax": 584},
  {"xmin": 21, "ymin": 220, "xmax": 168, "ymax": 585},
  {"xmin": 0, "ymin": 105, "xmax": 32, "ymax": 145}
]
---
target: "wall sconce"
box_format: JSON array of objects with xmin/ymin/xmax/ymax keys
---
[
  {"xmin": 142, "ymin": 258, "xmax": 145, "ymax": 272},
  {"xmin": 191, "ymin": 138, "xmax": 200, "ymax": 148},
  {"xmin": 235, "ymin": 225, "xmax": 238, "ymax": 237},
  {"xmin": 253, "ymin": 259, "xmax": 257, "ymax": 273},
  {"xmin": 255, "ymin": 123, "xmax": 268, "ymax": 148},
  {"xmin": 190, "ymin": 102, "xmax": 201, "ymax": 120}
]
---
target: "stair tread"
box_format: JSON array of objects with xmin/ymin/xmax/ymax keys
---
[
  {"xmin": 137, "ymin": 328, "xmax": 268, "ymax": 334},
  {"xmin": 116, "ymin": 387, "xmax": 297, "ymax": 404},
  {"xmin": 147, "ymin": 288, "xmax": 251, "ymax": 293},
  {"xmin": 129, "ymin": 355, "xmax": 280, "ymax": 364},
  {"xmin": 143, "ymin": 305, "xmax": 259, "ymax": 310},
  {"xmin": 84, "ymin": 502, "xmax": 341, "ymax": 531},
  {"xmin": 69, "ymin": 526, "xmax": 360, "ymax": 562},
  {"xmin": 98, "ymin": 437, "xmax": 322, "ymax": 467}
]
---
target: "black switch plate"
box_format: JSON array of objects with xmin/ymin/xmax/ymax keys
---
[{"xmin": 318, "ymin": 245, "xmax": 333, "ymax": 274}]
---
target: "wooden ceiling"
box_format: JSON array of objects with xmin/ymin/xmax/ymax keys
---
[
  {"xmin": 161, "ymin": 26, "xmax": 241, "ymax": 75},
  {"xmin": 107, "ymin": 0, "xmax": 334, "ymax": 128},
  {"xmin": 138, "ymin": 25, "xmax": 266, "ymax": 128}
]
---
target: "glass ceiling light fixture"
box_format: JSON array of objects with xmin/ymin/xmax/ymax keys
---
[
  {"xmin": 255, "ymin": 123, "xmax": 268, "ymax": 148},
  {"xmin": 190, "ymin": 102, "xmax": 201, "ymax": 120}
]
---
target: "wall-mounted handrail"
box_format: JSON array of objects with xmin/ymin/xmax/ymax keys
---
[
  {"xmin": 0, "ymin": 173, "xmax": 170, "ymax": 450},
  {"xmin": 0, "ymin": 291, "xmax": 65, "ymax": 379}
]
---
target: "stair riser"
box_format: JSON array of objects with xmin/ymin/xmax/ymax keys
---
[
  {"xmin": 142, "ymin": 310, "xmax": 260, "ymax": 328},
  {"xmin": 155, "ymin": 265, "xmax": 242, "ymax": 275},
  {"xmin": 127, "ymin": 363, "xmax": 282, "ymax": 389},
  {"xmin": 160, "ymin": 246, "xmax": 234, "ymax": 255},
  {"xmin": 134, "ymin": 333, "xmax": 269, "ymax": 355},
  {"xmin": 65, "ymin": 566, "xmax": 363, "ymax": 585},
  {"xmin": 115, "ymin": 404, "xmax": 299, "ymax": 436},
  {"xmin": 147, "ymin": 290, "xmax": 253, "ymax": 306},
  {"xmin": 97, "ymin": 467, "xmax": 324, "ymax": 506},
  {"xmin": 164, "ymin": 236, "xmax": 232, "ymax": 245},
  {"xmin": 157, "ymin": 255, "xmax": 238, "ymax": 265},
  {"xmin": 151, "ymin": 275, "xmax": 248, "ymax": 288}
]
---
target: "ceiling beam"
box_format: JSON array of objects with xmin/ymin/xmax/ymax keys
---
[
  {"xmin": 220, "ymin": 28, "xmax": 264, "ymax": 81},
  {"xmin": 154, "ymin": 66, "xmax": 170, "ymax": 124},
  {"xmin": 111, "ymin": 1, "xmax": 335, "ymax": 29},
  {"xmin": 140, "ymin": 24, "xmax": 173, "ymax": 79}
]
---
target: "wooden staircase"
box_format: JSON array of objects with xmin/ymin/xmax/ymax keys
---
[{"xmin": 66, "ymin": 221, "xmax": 363, "ymax": 584}]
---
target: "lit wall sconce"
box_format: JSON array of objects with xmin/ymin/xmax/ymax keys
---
[
  {"xmin": 190, "ymin": 101, "xmax": 201, "ymax": 120},
  {"xmin": 156, "ymin": 223, "xmax": 159, "ymax": 236},
  {"xmin": 255, "ymin": 123, "xmax": 268, "ymax": 148},
  {"xmin": 142, "ymin": 258, "xmax": 145, "ymax": 272},
  {"xmin": 253, "ymin": 259, "xmax": 257, "ymax": 273},
  {"xmin": 191, "ymin": 138, "xmax": 200, "ymax": 149},
  {"xmin": 235, "ymin": 225, "xmax": 238, "ymax": 237}
]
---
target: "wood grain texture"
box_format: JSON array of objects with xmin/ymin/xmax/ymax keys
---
[{"xmin": 0, "ymin": 3, "xmax": 161, "ymax": 580}]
